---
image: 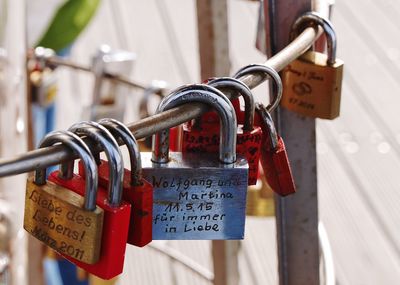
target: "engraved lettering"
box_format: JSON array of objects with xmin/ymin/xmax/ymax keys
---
[
  {"xmin": 24, "ymin": 181, "xmax": 103, "ymax": 264},
  {"xmin": 143, "ymin": 170, "xmax": 246, "ymax": 238},
  {"xmin": 29, "ymin": 190, "xmax": 62, "ymax": 215}
]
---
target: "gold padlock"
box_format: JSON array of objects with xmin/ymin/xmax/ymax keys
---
[
  {"xmin": 24, "ymin": 131, "xmax": 104, "ymax": 264},
  {"xmin": 246, "ymin": 164, "xmax": 275, "ymax": 217},
  {"xmin": 281, "ymin": 12, "xmax": 344, "ymax": 119}
]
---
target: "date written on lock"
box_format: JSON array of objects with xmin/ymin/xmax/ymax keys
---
[
  {"xmin": 144, "ymin": 84, "xmax": 248, "ymax": 240},
  {"xmin": 142, "ymin": 152, "xmax": 248, "ymax": 240},
  {"xmin": 24, "ymin": 177, "xmax": 104, "ymax": 264},
  {"xmin": 281, "ymin": 52, "xmax": 343, "ymax": 118}
]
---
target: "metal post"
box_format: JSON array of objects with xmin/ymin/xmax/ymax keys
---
[
  {"xmin": 196, "ymin": 1, "xmax": 239, "ymax": 285},
  {"xmin": 265, "ymin": 1, "xmax": 320, "ymax": 284}
]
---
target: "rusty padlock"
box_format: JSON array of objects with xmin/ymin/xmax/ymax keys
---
[
  {"xmin": 79, "ymin": 118, "xmax": 153, "ymax": 247},
  {"xmin": 49, "ymin": 122, "xmax": 131, "ymax": 279},
  {"xmin": 24, "ymin": 130, "xmax": 104, "ymax": 264},
  {"xmin": 182, "ymin": 77, "xmax": 262, "ymax": 185},
  {"xmin": 280, "ymin": 12, "xmax": 344, "ymax": 119}
]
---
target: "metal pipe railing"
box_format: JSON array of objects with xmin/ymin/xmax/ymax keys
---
[
  {"xmin": 31, "ymin": 55, "xmax": 165, "ymax": 96},
  {"xmin": 0, "ymin": 22, "xmax": 321, "ymax": 178}
]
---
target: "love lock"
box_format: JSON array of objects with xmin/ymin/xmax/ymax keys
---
[{"xmin": 141, "ymin": 84, "xmax": 249, "ymax": 240}]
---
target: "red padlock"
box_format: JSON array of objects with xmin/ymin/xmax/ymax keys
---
[
  {"xmin": 49, "ymin": 121, "xmax": 131, "ymax": 279},
  {"xmin": 255, "ymin": 103, "xmax": 296, "ymax": 196},
  {"xmin": 234, "ymin": 64, "xmax": 295, "ymax": 196},
  {"xmin": 195, "ymin": 78, "xmax": 244, "ymax": 126},
  {"xmin": 182, "ymin": 78, "xmax": 262, "ymax": 185},
  {"xmin": 79, "ymin": 118, "xmax": 153, "ymax": 247}
]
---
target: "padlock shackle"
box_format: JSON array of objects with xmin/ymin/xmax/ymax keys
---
[
  {"xmin": 152, "ymin": 84, "xmax": 237, "ymax": 164},
  {"xmin": 33, "ymin": 47, "xmax": 56, "ymax": 70},
  {"xmin": 234, "ymin": 64, "xmax": 282, "ymax": 113},
  {"xmin": 207, "ymin": 77, "xmax": 255, "ymax": 131},
  {"xmin": 98, "ymin": 118, "xmax": 143, "ymax": 186},
  {"xmin": 69, "ymin": 122, "xmax": 124, "ymax": 207},
  {"xmin": 36, "ymin": 131, "xmax": 99, "ymax": 211},
  {"xmin": 138, "ymin": 80, "xmax": 168, "ymax": 120},
  {"xmin": 290, "ymin": 12, "xmax": 337, "ymax": 65},
  {"xmin": 255, "ymin": 103, "xmax": 279, "ymax": 151},
  {"xmin": 91, "ymin": 47, "xmax": 108, "ymax": 106}
]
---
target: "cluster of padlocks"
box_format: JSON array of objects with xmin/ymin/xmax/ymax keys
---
[{"xmin": 23, "ymin": 12, "xmax": 343, "ymax": 280}]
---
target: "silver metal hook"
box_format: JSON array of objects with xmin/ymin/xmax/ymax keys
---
[
  {"xmin": 139, "ymin": 80, "xmax": 168, "ymax": 119},
  {"xmin": 207, "ymin": 77, "xmax": 255, "ymax": 131},
  {"xmin": 33, "ymin": 47, "xmax": 56, "ymax": 70},
  {"xmin": 234, "ymin": 64, "xmax": 282, "ymax": 113},
  {"xmin": 290, "ymin": 11, "xmax": 337, "ymax": 65},
  {"xmin": 68, "ymin": 121, "xmax": 124, "ymax": 207},
  {"xmin": 98, "ymin": 118, "xmax": 143, "ymax": 186},
  {"xmin": 254, "ymin": 103, "xmax": 279, "ymax": 151},
  {"xmin": 36, "ymin": 130, "xmax": 99, "ymax": 211},
  {"xmin": 152, "ymin": 84, "xmax": 237, "ymax": 164}
]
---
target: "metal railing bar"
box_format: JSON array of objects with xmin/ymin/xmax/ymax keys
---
[{"xmin": 0, "ymin": 25, "xmax": 321, "ymax": 178}]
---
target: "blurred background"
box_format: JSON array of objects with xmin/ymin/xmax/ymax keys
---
[{"xmin": 1, "ymin": 0, "xmax": 400, "ymax": 284}]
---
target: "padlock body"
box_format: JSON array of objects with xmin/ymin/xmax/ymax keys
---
[
  {"xmin": 281, "ymin": 51, "xmax": 344, "ymax": 119},
  {"xmin": 246, "ymin": 171, "xmax": 275, "ymax": 217},
  {"xmin": 141, "ymin": 152, "xmax": 248, "ymax": 240},
  {"xmin": 199, "ymin": 98, "xmax": 244, "ymax": 125},
  {"xmin": 48, "ymin": 172, "xmax": 131, "ymax": 280},
  {"xmin": 170, "ymin": 126, "xmax": 182, "ymax": 151},
  {"xmin": 24, "ymin": 176, "xmax": 104, "ymax": 264},
  {"xmin": 30, "ymin": 68, "xmax": 58, "ymax": 107},
  {"xmin": 260, "ymin": 136, "xmax": 296, "ymax": 196},
  {"xmin": 182, "ymin": 123, "xmax": 261, "ymax": 185},
  {"xmin": 79, "ymin": 160, "xmax": 153, "ymax": 247}
]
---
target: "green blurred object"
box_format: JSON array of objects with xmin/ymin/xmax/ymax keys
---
[{"xmin": 36, "ymin": 0, "xmax": 101, "ymax": 52}]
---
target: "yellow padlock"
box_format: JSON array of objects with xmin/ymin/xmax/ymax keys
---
[
  {"xmin": 24, "ymin": 131, "xmax": 104, "ymax": 264},
  {"xmin": 246, "ymin": 164, "xmax": 275, "ymax": 217},
  {"xmin": 281, "ymin": 12, "xmax": 344, "ymax": 119}
]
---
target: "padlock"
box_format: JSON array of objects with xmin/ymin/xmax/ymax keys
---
[
  {"xmin": 246, "ymin": 166, "xmax": 275, "ymax": 217},
  {"xmin": 48, "ymin": 121, "xmax": 131, "ymax": 279},
  {"xmin": 137, "ymin": 80, "xmax": 178, "ymax": 152},
  {"xmin": 234, "ymin": 64, "xmax": 296, "ymax": 196},
  {"xmin": 24, "ymin": 130, "xmax": 104, "ymax": 264},
  {"xmin": 29, "ymin": 47, "xmax": 58, "ymax": 108},
  {"xmin": 79, "ymin": 118, "xmax": 153, "ymax": 247},
  {"xmin": 88, "ymin": 45, "xmax": 136, "ymax": 121},
  {"xmin": 195, "ymin": 62, "xmax": 282, "ymax": 130},
  {"xmin": 255, "ymin": 103, "xmax": 296, "ymax": 196},
  {"xmin": 141, "ymin": 84, "xmax": 248, "ymax": 240},
  {"xmin": 182, "ymin": 78, "xmax": 262, "ymax": 185},
  {"xmin": 233, "ymin": 63, "xmax": 282, "ymax": 114},
  {"xmin": 29, "ymin": 68, "xmax": 57, "ymax": 107},
  {"xmin": 280, "ymin": 12, "xmax": 344, "ymax": 119}
]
